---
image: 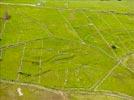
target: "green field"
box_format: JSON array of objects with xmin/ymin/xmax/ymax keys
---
[{"xmin": 0, "ymin": 0, "xmax": 134, "ymax": 100}]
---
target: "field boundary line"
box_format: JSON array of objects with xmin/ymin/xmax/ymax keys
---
[
  {"xmin": 0, "ymin": 79, "xmax": 133, "ymax": 100},
  {"xmin": 0, "ymin": 79, "xmax": 62, "ymax": 95},
  {"xmin": 0, "ymin": 2, "xmax": 39, "ymax": 7},
  {"xmin": 123, "ymin": 64, "xmax": 134, "ymax": 74},
  {"xmin": 0, "ymin": 20, "xmax": 7, "ymax": 59},
  {"xmin": 66, "ymin": 89, "xmax": 133, "ymax": 100},
  {"xmin": 0, "ymin": 20, "xmax": 7, "ymax": 39},
  {"xmin": 16, "ymin": 44, "xmax": 26, "ymax": 81},
  {"xmin": 95, "ymin": 90, "xmax": 134, "ymax": 100},
  {"xmin": 38, "ymin": 40, "xmax": 44, "ymax": 84},
  {"xmin": 0, "ymin": 37, "xmax": 49, "ymax": 49},
  {"xmin": 1, "ymin": 1, "xmax": 134, "ymax": 13}
]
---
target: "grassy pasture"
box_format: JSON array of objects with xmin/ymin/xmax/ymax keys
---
[{"xmin": 0, "ymin": 0, "xmax": 134, "ymax": 99}]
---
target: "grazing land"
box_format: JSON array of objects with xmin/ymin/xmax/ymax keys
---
[{"xmin": 0, "ymin": 0, "xmax": 134, "ymax": 100}]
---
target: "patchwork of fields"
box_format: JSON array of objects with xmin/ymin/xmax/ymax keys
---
[{"xmin": 0, "ymin": 0, "xmax": 134, "ymax": 100}]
